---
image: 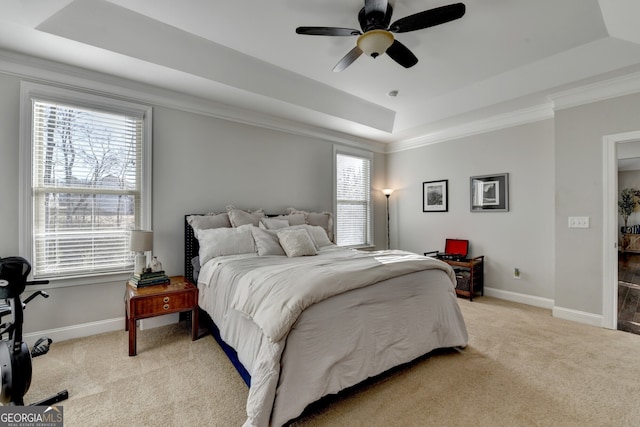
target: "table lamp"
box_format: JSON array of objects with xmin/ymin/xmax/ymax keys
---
[{"xmin": 130, "ymin": 230, "xmax": 153, "ymax": 274}]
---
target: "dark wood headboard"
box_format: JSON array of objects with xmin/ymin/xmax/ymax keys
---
[{"xmin": 184, "ymin": 214, "xmax": 200, "ymax": 283}]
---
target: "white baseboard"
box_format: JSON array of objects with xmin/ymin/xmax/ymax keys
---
[
  {"xmin": 23, "ymin": 317, "xmax": 125, "ymax": 347},
  {"xmin": 22, "ymin": 314, "xmax": 182, "ymax": 347},
  {"xmin": 551, "ymin": 306, "xmax": 604, "ymax": 328},
  {"xmin": 484, "ymin": 287, "xmax": 554, "ymax": 309},
  {"xmin": 139, "ymin": 313, "xmax": 179, "ymax": 330},
  {"xmin": 484, "ymin": 287, "xmax": 604, "ymax": 328}
]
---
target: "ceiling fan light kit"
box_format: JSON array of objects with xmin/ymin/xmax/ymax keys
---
[
  {"xmin": 357, "ymin": 30, "xmax": 394, "ymax": 58},
  {"xmin": 296, "ymin": 1, "xmax": 465, "ymax": 71}
]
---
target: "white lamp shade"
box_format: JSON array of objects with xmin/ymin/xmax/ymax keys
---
[
  {"xmin": 382, "ymin": 188, "xmax": 394, "ymax": 196},
  {"xmin": 357, "ymin": 30, "xmax": 394, "ymax": 57},
  {"xmin": 130, "ymin": 230, "xmax": 153, "ymax": 252}
]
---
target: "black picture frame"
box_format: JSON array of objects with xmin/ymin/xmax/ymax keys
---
[
  {"xmin": 470, "ymin": 173, "xmax": 509, "ymax": 212},
  {"xmin": 423, "ymin": 180, "xmax": 448, "ymax": 212}
]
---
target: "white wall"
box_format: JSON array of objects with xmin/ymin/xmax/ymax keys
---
[
  {"xmin": 0, "ymin": 69, "xmax": 387, "ymax": 340},
  {"xmin": 387, "ymin": 120, "xmax": 555, "ymax": 303}
]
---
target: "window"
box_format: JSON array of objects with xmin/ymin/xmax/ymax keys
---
[
  {"xmin": 334, "ymin": 146, "xmax": 373, "ymax": 247},
  {"xmin": 20, "ymin": 83, "xmax": 151, "ymax": 280}
]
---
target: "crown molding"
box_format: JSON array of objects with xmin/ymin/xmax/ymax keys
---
[
  {"xmin": 387, "ymin": 104, "xmax": 554, "ymax": 153},
  {"xmin": 387, "ymin": 68, "xmax": 640, "ymax": 154},
  {"xmin": 550, "ymin": 69, "xmax": 640, "ymax": 111},
  {"xmin": 0, "ymin": 49, "xmax": 385, "ymax": 154}
]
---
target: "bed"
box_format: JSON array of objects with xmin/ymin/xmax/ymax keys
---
[{"xmin": 184, "ymin": 207, "xmax": 468, "ymax": 426}]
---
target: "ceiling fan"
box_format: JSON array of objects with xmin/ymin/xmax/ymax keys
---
[{"xmin": 296, "ymin": 0, "xmax": 465, "ymax": 72}]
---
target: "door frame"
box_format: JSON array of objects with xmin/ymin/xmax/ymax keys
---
[{"xmin": 603, "ymin": 130, "xmax": 640, "ymax": 329}]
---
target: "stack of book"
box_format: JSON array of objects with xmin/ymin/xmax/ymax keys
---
[{"xmin": 127, "ymin": 270, "xmax": 170, "ymax": 288}]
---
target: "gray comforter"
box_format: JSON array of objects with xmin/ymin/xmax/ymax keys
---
[{"xmin": 198, "ymin": 247, "xmax": 468, "ymax": 426}]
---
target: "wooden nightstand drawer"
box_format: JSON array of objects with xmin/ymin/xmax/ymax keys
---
[{"xmin": 133, "ymin": 292, "xmax": 196, "ymax": 316}]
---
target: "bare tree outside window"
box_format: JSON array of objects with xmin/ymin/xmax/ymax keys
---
[{"xmin": 32, "ymin": 100, "xmax": 142, "ymax": 277}]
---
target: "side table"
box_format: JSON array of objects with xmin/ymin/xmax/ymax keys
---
[
  {"xmin": 425, "ymin": 253, "xmax": 485, "ymax": 301},
  {"xmin": 124, "ymin": 275, "xmax": 198, "ymax": 356},
  {"xmin": 442, "ymin": 256, "xmax": 485, "ymax": 301}
]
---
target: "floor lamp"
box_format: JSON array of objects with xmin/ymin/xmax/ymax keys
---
[{"xmin": 382, "ymin": 189, "xmax": 394, "ymax": 249}]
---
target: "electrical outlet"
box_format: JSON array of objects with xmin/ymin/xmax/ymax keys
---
[{"xmin": 514, "ymin": 268, "xmax": 521, "ymax": 279}]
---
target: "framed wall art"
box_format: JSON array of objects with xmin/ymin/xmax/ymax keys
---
[
  {"xmin": 423, "ymin": 180, "xmax": 448, "ymax": 212},
  {"xmin": 470, "ymin": 173, "xmax": 509, "ymax": 212}
]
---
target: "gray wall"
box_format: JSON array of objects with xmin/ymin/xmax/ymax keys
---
[
  {"xmin": 0, "ymin": 71, "xmax": 387, "ymax": 337},
  {"xmin": 151, "ymin": 106, "xmax": 388, "ymax": 276},
  {"xmin": 554, "ymin": 92, "xmax": 640, "ymax": 316},
  {"xmin": 387, "ymin": 120, "xmax": 556, "ymax": 301}
]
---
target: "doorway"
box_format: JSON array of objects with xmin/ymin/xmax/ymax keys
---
[
  {"xmin": 603, "ymin": 131, "xmax": 640, "ymax": 333},
  {"xmin": 617, "ymin": 154, "xmax": 640, "ymax": 334}
]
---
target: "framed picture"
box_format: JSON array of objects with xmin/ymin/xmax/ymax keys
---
[
  {"xmin": 470, "ymin": 173, "xmax": 509, "ymax": 212},
  {"xmin": 423, "ymin": 180, "xmax": 448, "ymax": 212}
]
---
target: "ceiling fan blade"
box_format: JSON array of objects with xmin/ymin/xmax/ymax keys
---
[
  {"xmin": 332, "ymin": 46, "xmax": 363, "ymax": 72},
  {"xmin": 389, "ymin": 3, "xmax": 465, "ymax": 33},
  {"xmin": 386, "ymin": 40, "xmax": 418, "ymax": 68},
  {"xmin": 364, "ymin": 0, "xmax": 388, "ymax": 16},
  {"xmin": 296, "ymin": 27, "xmax": 361, "ymax": 36}
]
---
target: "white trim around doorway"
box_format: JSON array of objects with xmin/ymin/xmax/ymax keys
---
[{"xmin": 602, "ymin": 130, "xmax": 640, "ymax": 329}]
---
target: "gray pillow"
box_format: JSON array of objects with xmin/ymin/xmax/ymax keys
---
[
  {"xmin": 226, "ymin": 205, "xmax": 265, "ymax": 227},
  {"xmin": 286, "ymin": 208, "xmax": 334, "ymax": 242},
  {"xmin": 260, "ymin": 217, "xmax": 290, "ymax": 230},
  {"xmin": 251, "ymin": 226, "xmax": 286, "ymax": 256},
  {"xmin": 273, "ymin": 213, "xmax": 306, "ymax": 226},
  {"xmin": 187, "ymin": 213, "xmax": 231, "ymax": 238},
  {"xmin": 198, "ymin": 226, "xmax": 256, "ymax": 265}
]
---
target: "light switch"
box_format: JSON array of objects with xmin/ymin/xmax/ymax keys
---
[{"xmin": 568, "ymin": 216, "xmax": 589, "ymax": 228}]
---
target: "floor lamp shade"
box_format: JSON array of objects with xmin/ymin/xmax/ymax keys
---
[{"xmin": 130, "ymin": 230, "xmax": 153, "ymax": 274}]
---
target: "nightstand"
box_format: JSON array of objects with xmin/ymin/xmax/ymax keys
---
[{"xmin": 124, "ymin": 276, "xmax": 198, "ymax": 356}]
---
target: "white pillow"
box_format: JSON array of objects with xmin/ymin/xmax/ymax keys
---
[
  {"xmin": 260, "ymin": 217, "xmax": 290, "ymax": 230},
  {"xmin": 251, "ymin": 226, "xmax": 286, "ymax": 256},
  {"xmin": 187, "ymin": 213, "xmax": 231, "ymax": 238},
  {"xmin": 198, "ymin": 226, "xmax": 256, "ymax": 266},
  {"xmin": 277, "ymin": 229, "xmax": 317, "ymax": 258}
]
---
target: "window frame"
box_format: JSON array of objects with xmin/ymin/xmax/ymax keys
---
[
  {"xmin": 333, "ymin": 145, "xmax": 374, "ymax": 248},
  {"xmin": 19, "ymin": 82, "xmax": 152, "ymax": 287}
]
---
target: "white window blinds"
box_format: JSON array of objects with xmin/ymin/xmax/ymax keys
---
[
  {"xmin": 335, "ymin": 151, "xmax": 372, "ymax": 246},
  {"xmin": 30, "ymin": 99, "xmax": 144, "ymax": 278}
]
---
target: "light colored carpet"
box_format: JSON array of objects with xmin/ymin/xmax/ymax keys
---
[{"xmin": 26, "ymin": 297, "xmax": 640, "ymax": 426}]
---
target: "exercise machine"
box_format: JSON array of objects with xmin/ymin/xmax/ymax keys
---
[{"xmin": 0, "ymin": 256, "xmax": 68, "ymax": 406}]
